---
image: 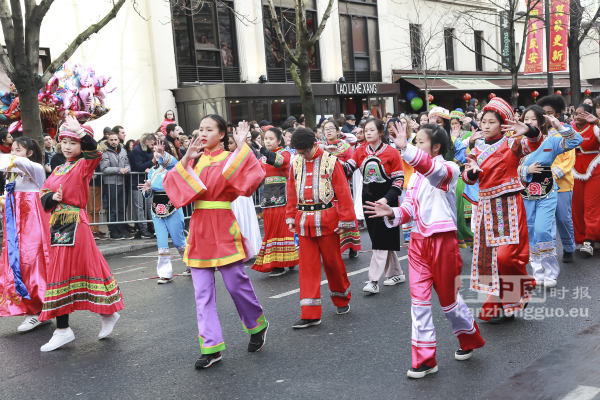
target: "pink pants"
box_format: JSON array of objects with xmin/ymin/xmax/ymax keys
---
[{"xmin": 408, "ymin": 231, "xmax": 485, "ymax": 369}]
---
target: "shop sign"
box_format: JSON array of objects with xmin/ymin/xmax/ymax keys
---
[
  {"xmin": 335, "ymin": 82, "xmax": 378, "ymax": 95},
  {"xmin": 442, "ymin": 79, "xmax": 501, "ymax": 90}
]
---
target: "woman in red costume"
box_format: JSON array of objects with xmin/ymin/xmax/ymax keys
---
[
  {"xmin": 570, "ymin": 103, "xmax": 600, "ymax": 256},
  {"xmin": 0, "ymin": 137, "xmax": 50, "ymax": 332},
  {"xmin": 252, "ymin": 127, "xmax": 299, "ymax": 277},
  {"xmin": 463, "ymin": 97, "xmax": 541, "ymax": 324},
  {"xmin": 38, "ymin": 116, "xmax": 124, "ymax": 351},
  {"xmin": 323, "ymin": 119, "xmax": 361, "ymax": 258}
]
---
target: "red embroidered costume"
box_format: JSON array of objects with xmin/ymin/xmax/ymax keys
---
[
  {"xmin": 286, "ymin": 148, "xmax": 356, "ymax": 319},
  {"xmin": 252, "ymin": 147, "xmax": 298, "ymax": 272},
  {"xmin": 462, "ymin": 98, "xmax": 541, "ymax": 320}
]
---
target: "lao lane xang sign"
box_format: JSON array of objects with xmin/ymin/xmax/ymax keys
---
[
  {"xmin": 335, "ymin": 83, "xmax": 378, "ymax": 95},
  {"xmin": 524, "ymin": 0, "xmax": 544, "ymax": 75},
  {"xmin": 549, "ymin": 0, "xmax": 569, "ymax": 72}
]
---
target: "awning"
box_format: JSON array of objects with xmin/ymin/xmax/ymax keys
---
[{"xmin": 398, "ymin": 76, "xmax": 590, "ymax": 91}]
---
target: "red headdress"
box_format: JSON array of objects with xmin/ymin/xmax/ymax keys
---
[
  {"xmin": 58, "ymin": 124, "xmax": 94, "ymax": 141},
  {"xmin": 482, "ymin": 97, "xmax": 514, "ymax": 125}
]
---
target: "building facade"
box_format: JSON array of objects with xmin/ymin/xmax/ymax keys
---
[{"xmin": 1, "ymin": 0, "xmax": 594, "ymax": 139}]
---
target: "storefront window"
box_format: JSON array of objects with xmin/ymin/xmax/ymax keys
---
[
  {"xmin": 289, "ymin": 98, "xmax": 303, "ymax": 119},
  {"xmin": 187, "ymin": 103, "xmax": 203, "ymax": 132},
  {"xmin": 368, "ymin": 96, "xmax": 394, "ymax": 119},
  {"xmin": 339, "ymin": 8, "xmax": 381, "ymax": 82},
  {"xmin": 271, "ymin": 100, "xmax": 288, "ymax": 127},
  {"xmin": 173, "ymin": 13, "xmax": 192, "ymax": 66},
  {"xmin": 230, "ymin": 100, "xmax": 249, "ymax": 125},
  {"xmin": 250, "ymin": 100, "xmax": 269, "ymax": 123}
]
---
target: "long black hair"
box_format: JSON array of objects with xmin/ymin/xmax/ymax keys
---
[
  {"xmin": 14, "ymin": 136, "xmax": 43, "ymax": 165},
  {"xmin": 523, "ymin": 105, "xmax": 548, "ymax": 136},
  {"xmin": 419, "ymin": 123, "xmax": 449, "ymax": 159}
]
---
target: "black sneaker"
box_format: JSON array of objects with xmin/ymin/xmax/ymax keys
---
[
  {"xmin": 292, "ymin": 319, "xmax": 321, "ymax": 329},
  {"xmin": 336, "ymin": 305, "xmax": 350, "ymax": 315},
  {"xmin": 455, "ymin": 348, "xmax": 473, "ymax": 361},
  {"xmin": 288, "ymin": 265, "xmax": 296, "ymax": 271},
  {"xmin": 407, "ymin": 364, "xmax": 438, "ymax": 379},
  {"xmin": 122, "ymin": 233, "xmax": 135, "ymax": 240},
  {"xmin": 248, "ymin": 322, "xmax": 268, "ymax": 352},
  {"xmin": 563, "ymin": 250, "xmax": 573, "ymax": 263},
  {"xmin": 140, "ymin": 231, "xmax": 153, "ymax": 239},
  {"xmin": 110, "ymin": 234, "xmax": 125, "ymax": 241},
  {"xmin": 349, "ymin": 249, "xmax": 358, "ymax": 259},
  {"xmin": 194, "ymin": 352, "xmax": 222, "ymax": 369},
  {"xmin": 126, "ymin": 226, "xmax": 137, "ymax": 234}
]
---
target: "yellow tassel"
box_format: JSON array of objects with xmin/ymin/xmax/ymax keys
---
[{"xmin": 49, "ymin": 211, "xmax": 80, "ymax": 226}]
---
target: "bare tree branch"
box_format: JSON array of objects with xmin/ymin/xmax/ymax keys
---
[
  {"xmin": 309, "ymin": 0, "xmax": 334, "ymax": 45},
  {"xmin": 267, "ymin": 0, "xmax": 299, "ymax": 65},
  {"xmin": 37, "ymin": 0, "xmax": 126, "ymax": 88}
]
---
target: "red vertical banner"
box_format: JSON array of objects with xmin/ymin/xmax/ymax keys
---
[
  {"xmin": 549, "ymin": 0, "xmax": 570, "ymax": 72},
  {"xmin": 524, "ymin": 0, "xmax": 544, "ymax": 75}
]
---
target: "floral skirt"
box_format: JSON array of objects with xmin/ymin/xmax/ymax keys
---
[{"xmin": 252, "ymin": 206, "xmax": 298, "ymax": 272}]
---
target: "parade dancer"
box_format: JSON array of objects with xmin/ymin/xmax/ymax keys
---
[
  {"xmin": 227, "ymin": 135, "xmax": 263, "ymax": 260},
  {"xmin": 365, "ymin": 121, "xmax": 485, "ymax": 379},
  {"xmin": 351, "ymin": 127, "xmax": 366, "ymax": 230},
  {"xmin": 138, "ymin": 140, "xmax": 188, "ymax": 284},
  {"xmin": 323, "ymin": 119, "xmax": 361, "ymax": 258},
  {"xmin": 286, "ymin": 128, "xmax": 356, "ymax": 328},
  {"xmin": 252, "ymin": 127, "xmax": 299, "ymax": 277},
  {"xmin": 39, "ymin": 116, "xmax": 124, "ymax": 351},
  {"xmin": 518, "ymin": 106, "xmax": 582, "ymax": 288},
  {"xmin": 462, "ymin": 98, "xmax": 541, "ymax": 324},
  {"xmin": 0, "ymin": 138, "xmax": 51, "ymax": 332},
  {"xmin": 538, "ymin": 95, "xmax": 577, "ymax": 263},
  {"xmin": 344, "ymin": 118, "xmax": 406, "ymax": 294},
  {"xmin": 163, "ymin": 117, "xmax": 268, "ymax": 368},
  {"xmin": 570, "ymin": 104, "xmax": 600, "ymax": 256}
]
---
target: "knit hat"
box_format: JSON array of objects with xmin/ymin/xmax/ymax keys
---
[
  {"xmin": 429, "ymin": 107, "xmax": 450, "ymax": 120},
  {"xmin": 58, "ymin": 124, "xmax": 94, "ymax": 142},
  {"xmin": 482, "ymin": 97, "xmax": 514, "ymax": 125},
  {"xmin": 450, "ymin": 109, "xmax": 465, "ymax": 120}
]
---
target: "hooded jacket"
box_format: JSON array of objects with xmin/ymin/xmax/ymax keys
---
[{"xmin": 100, "ymin": 141, "xmax": 130, "ymax": 185}]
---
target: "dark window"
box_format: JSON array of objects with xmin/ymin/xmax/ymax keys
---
[
  {"xmin": 170, "ymin": 0, "xmax": 240, "ymax": 83},
  {"xmin": 262, "ymin": 6, "xmax": 320, "ymax": 82},
  {"xmin": 444, "ymin": 28, "xmax": 455, "ymax": 71},
  {"xmin": 410, "ymin": 24, "xmax": 422, "ymax": 70},
  {"xmin": 339, "ymin": 12, "xmax": 382, "ymax": 82},
  {"xmin": 475, "ymin": 31, "xmax": 483, "ymax": 71}
]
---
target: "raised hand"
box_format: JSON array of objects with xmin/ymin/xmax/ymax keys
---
[
  {"xmin": 138, "ymin": 179, "xmax": 152, "ymax": 192},
  {"xmin": 501, "ymin": 118, "xmax": 530, "ymax": 137},
  {"xmin": 52, "ymin": 184, "xmax": 63, "ymax": 202},
  {"xmin": 579, "ymin": 111, "xmax": 599, "ymax": 126},
  {"xmin": 450, "ymin": 123, "xmax": 461, "ymax": 138},
  {"xmin": 410, "ymin": 120, "xmax": 420, "ymax": 131},
  {"xmin": 234, "ymin": 121, "xmax": 250, "ymax": 149},
  {"xmin": 392, "ymin": 120, "xmax": 408, "ymax": 150},
  {"xmin": 64, "ymin": 115, "xmax": 81, "ymax": 133},
  {"xmin": 363, "ymin": 200, "xmax": 394, "ymax": 218},
  {"xmin": 543, "ymin": 114, "xmax": 563, "ymax": 131},
  {"xmin": 464, "ymin": 157, "xmax": 483, "ymax": 174},
  {"xmin": 460, "ymin": 116, "xmax": 473, "ymax": 124},
  {"xmin": 527, "ymin": 161, "xmax": 544, "ymax": 174},
  {"xmin": 155, "ymin": 140, "xmax": 165, "ymax": 155},
  {"xmin": 185, "ymin": 136, "xmax": 206, "ymax": 160}
]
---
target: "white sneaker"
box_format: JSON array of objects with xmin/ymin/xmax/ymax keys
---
[
  {"xmin": 580, "ymin": 242, "xmax": 593, "ymax": 257},
  {"xmin": 363, "ymin": 281, "xmax": 379, "ymax": 294},
  {"xmin": 384, "ymin": 274, "xmax": 406, "ymax": 286},
  {"xmin": 40, "ymin": 328, "xmax": 75, "ymax": 352},
  {"xmin": 99, "ymin": 312, "xmax": 120, "ymax": 339},
  {"xmin": 535, "ymin": 279, "xmax": 544, "ymax": 287},
  {"xmin": 157, "ymin": 277, "xmax": 173, "ymax": 284},
  {"xmin": 544, "ymin": 279, "xmax": 557, "ymax": 288},
  {"xmin": 17, "ymin": 314, "xmax": 46, "ymax": 332},
  {"xmin": 181, "ymin": 268, "xmax": 191, "ymax": 276}
]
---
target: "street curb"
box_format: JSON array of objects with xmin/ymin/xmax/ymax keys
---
[{"xmin": 97, "ymin": 240, "xmax": 157, "ymax": 257}]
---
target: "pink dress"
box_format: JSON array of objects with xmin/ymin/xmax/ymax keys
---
[{"xmin": 0, "ymin": 155, "xmax": 50, "ymax": 316}]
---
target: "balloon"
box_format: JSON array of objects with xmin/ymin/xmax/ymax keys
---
[
  {"xmin": 410, "ymin": 97, "xmax": 423, "ymax": 110},
  {"xmin": 406, "ymin": 90, "xmax": 419, "ymax": 101}
]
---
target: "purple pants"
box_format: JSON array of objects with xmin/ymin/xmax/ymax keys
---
[{"xmin": 191, "ymin": 260, "xmax": 267, "ymax": 354}]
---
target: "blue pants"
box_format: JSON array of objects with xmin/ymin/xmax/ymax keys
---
[
  {"xmin": 552, "ymin": 191, "xmax": 576, "ymax": 253},
  {"xmin": 154, "ymin": 209, "xmax": 187, "ymax": 278},
  {"xmin": 524, "ymin": 191, "xmax": 560, "ymax": 282}
]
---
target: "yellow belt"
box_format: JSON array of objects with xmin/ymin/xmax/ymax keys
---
[{"xmin": 194, "ymin": 200, "xmax": 232, "ymax": 210}]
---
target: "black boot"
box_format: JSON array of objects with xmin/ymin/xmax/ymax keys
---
[{"xmin": 563, "ymin": 250, "xmax": 573, "ymax": 263}]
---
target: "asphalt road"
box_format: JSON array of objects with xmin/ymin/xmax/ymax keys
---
[{"xmin": 1, "ymin": 230, "xmax": 599, "ymax": 400}]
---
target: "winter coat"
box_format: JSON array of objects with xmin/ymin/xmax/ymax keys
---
[
  {"xmin": 100, "ymin": 143, "xmax": 130, "ymax": 185},
  {"xmin": 129, "ymin": 132, "xmax": 156, "ymax": 189}
]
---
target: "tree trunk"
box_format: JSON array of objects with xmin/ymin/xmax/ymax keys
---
[
  {"xmin": 18, "ymin": 87, "xmax": 44, "ymax": 145},
  {"xmin": 294, "ymin": 49, "xmax": 317, "ymax": 129},
  {"xmin": 510, "ymin": 71, "xmax": 519, "ymax": 107},
  {"xmin": 569, "ymin": 44, "xmax": 582, "ymax": 106}
]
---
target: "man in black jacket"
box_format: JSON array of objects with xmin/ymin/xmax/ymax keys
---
[
  {"xmin": 341, "ymin": 114, "xmax": 356, "ymax": 134},
  {"xmin": 129, "ymin": 133, "xmax": 157, "ymax": 238}
]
